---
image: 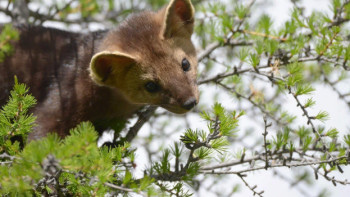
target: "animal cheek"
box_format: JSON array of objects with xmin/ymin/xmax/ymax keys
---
[
  {"xmin": 117, "ymin": 78, "xmax": 143, "ymax": 103},
  {"xmin": 128, "ymin": 87, "xmax": 164, "ymax": 105}
]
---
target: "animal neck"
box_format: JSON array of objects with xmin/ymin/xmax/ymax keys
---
[
  {"xmin": 88, "ymin": 85, "xmax": 144, "ymax": 121},
  {"xmin": 80, "ymin": 37, "xmax": 139, "ymax": 120}
]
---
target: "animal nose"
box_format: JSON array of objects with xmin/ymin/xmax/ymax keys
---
[{"xmin": 182, "ymin": 97, "xmax": 197, "ymax": 110}]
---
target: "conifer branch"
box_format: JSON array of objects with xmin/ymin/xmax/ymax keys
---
[
  {"xmin": 238, "ymin": 173, "xmax": 264, "ymax": 197},
  {"xmin": 124, "ymin": 105, "xmax": 157, "ymax": 142},
  {"xmin": 287, "ymin": 86, "xmax": 327, "ymax": 150},
  {"xmin": 197, "ymin": 0, "xmax": 256, "ymax": 62},
  {"xmin": 240, "ymin": 29, "xmax": 287, "ymax": 41},
  {"xmin": 321, "ymin": 68, "xmax": 350, "ymax": 109},
  {"xmin": 200, "ymin": 156, "xmax": 349, "ymax": 175},
  {"xmin": 217, "ymin": 82, "xmax": 288, "ymax": 127},
  {"xmin": 104, "ymin": 182, "xmax": 148, "ymax": 197},
  {"xmin": 312, "ymin": 166, "xmax": 350, "ymax": 186},
  {"xmin": 262, "ymin": 116, "xmax": 271, "ymax": 169}
]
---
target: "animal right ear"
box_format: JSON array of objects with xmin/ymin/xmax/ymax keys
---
[
  {"xmin": 90, "ymin": 51, "xmax": 136, "ymax": 86},
  {"xmin": 162, "ymin": 0, "xmax": 195, "ymax": 39}
]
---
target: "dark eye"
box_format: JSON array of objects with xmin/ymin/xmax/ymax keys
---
[
  {"xmin": 182, "ymin": 58, "xmax": 191, "ymax": 72},
  {"xmin": 145, "ymin": 81, "xmax": 160, "ymax": 93}
]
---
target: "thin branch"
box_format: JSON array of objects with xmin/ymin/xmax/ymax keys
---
[
  {"xmin": 317, "ymin": 31, "xmax": 339, "ymax": 59},
  {"xmin": 197, "ymin": 41, "xmax": 221, "ymax": 62},
  {"xmin": 287, "ymin": 86, "xmax": 327, "ymax": 150},
  {"xmin": 238, "ymin": 173, "xmax": 264, "ymax": 197},
  {"xmin": 262, "ymin": 116, "xmax": 272, "ymax": 169},
  {"xmin": 330, "ymin": 0, "xmax": 350, "ymax": 27},
  {"xmin": 200, "ymin": 156, "xmax": 349, "ymax": 175},
  {"xmin": 200, "ymin": 147, "xmax": 346, "ymax": 171},
  {"xmin": 0, "ymin": 152, "xmax": 16, "ymax": 160},
  {"xmin": 198, "ymin": 65, "xmax": 269, "ymax": 85},
  {"xmin": 272, "ymin": 170, "xmax": 312, "ymax": 197},
  {"xmin": 0, "ymin": 152, "xmax": 18, "ymax": 166},
  {"xmin": 104, "ymin": 182, "xmax": 147, "ymax": 197},
  {"xmin": 311, "ymin": 166, "xmax": 350, "ymax": 186},
  {"xmin": 123, "ymin": 105, "xmax": 157, "ymax": 142},
  {"xmin": 321, "ymin": 68, "xmax": 350, "ymax": 109},
  {"xmin": 241, "ymin": 29, "xmax": 287, "ymax": 41},
  {"xmin": 197, "ymin": 0, "xmax": 256, "ymax": 62},
  {"xmin": 217, "ymin": 82, "xmax": 288, "ymax": 127}
]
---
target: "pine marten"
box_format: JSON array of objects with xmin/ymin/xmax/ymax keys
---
[{"xmin": 0, "ymin": 0, "xmax": 198, "ymax": 140}]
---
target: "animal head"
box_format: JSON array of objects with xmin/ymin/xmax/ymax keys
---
[{"xmin": 90, "ymin": 0, "xmax": 199, "ymax": 114}]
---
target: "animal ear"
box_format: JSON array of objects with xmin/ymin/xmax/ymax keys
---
[
  {"xmin": 90, "ymin": 51, "xmax": 136, "ymax": 86},
  {"xmin": 162, "ymin": 0, "xmax": 195, "ymax": 39}
]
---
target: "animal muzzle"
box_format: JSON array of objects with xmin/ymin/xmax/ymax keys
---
[
  {"xmin": 182, "ymin": 97, "xmax": 197, "ymax": 110},
  {"xmin": 161, "ymin": 80, "xmax": 199, "ymax": 114},
  {"xmin": 160, "ymin": 95, "xmax": 198, "ymax": 114}
]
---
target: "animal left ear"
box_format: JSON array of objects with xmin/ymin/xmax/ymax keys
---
[
  {"xmin": 90, "ymin": 51, "xmax": 137, "ymax": 87},
  {"xmin": 162, "ymin": 0, "xmax": 195, "ymax": 39}
]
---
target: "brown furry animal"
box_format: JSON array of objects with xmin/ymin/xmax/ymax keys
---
[{"xmin": 0, "ymin": 0, "xmax": 198, "ymax": 140}]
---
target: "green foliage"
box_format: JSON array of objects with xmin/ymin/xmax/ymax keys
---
[
  {"xmin": 149, "ymin": 103, "xmax": 243, "ymax": 191},
  {"xmin": 147, "ymin": 0, "xmax": 168, "ymax": 9},
  {"xmin": 326, "ymin": 128, "xmax": 338, "ymax": 138},
  {"xmin": 257, "ymin": 14, "xmax": 273, "ymax": 34},
  {"xmin": 295, "ymin": 84, "xmax": 315, "ymax": 96},
  {"xmin": 55, "ymin": 0, "xmax": 101, "ymax": 19},
  {"xmin": 344, "ymin": 133, "xmax": 350, "ymax": 146},
  {"xmin": 79, "ymin": 0, "xmax": 100, "ymax": 18},
  {"xmin": 0, "ymin": 121, "xmax": 146, "ymax": 196},
  {"xmin": 296, "ymin": 126, "xmax": 311, "ymax": 140},
  {"xmin": 203, "ymin": 103, "xmax": 243, "ymax": 137},
  {"xmin": 238, "ymin": 47, "xmax": 250, "ymax": 62},
  {"xmin": 0, "ymin": 82, "xmax": 153, "ymax": 196},
  {"xmin": 234, "ymin": 3, "xmax": 248, "ymax": 19},
  {"xmin": 255, "ymin": 40, "xmax": 264, "ymax": 55},
  {"xmin": 285, "ymin": 63, "xmax": 303, "ymax": 86},
  {"xmin": 302, "ymin": 136, "xmax": 313, "ymax": 152},
  {"xmin": 272, "ymin": 128, "xmax": 290, "ymax": 151},
  {"xmin": 315, "ymin": 111, "xmax": 329, "ymax": 122},
  {"xmin": 248, "ymin": 53, "xmax": 260, "ymax": 67},
  {"xmin": 0, "ymin": 77, "xmax": 36, "ymax": 154},
  {"xmin": 304, "ymin": 98, "xmax": 316, "ymax": 108},
  {"xmin": 0, "ymin": 24, "xmax": 19, "ymax": 62}
]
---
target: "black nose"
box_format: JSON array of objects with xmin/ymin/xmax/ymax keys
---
[{"xmin": 182, "ymin": 97, "xmax": 197, "ymax": 110}]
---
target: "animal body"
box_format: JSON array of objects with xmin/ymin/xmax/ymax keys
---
[{"xmin": 0, "ymin": 0, "xmax": 199, "ymax": 140}]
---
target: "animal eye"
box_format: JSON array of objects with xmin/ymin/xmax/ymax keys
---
[
  {"xmin": 145, "ymin": 81, "xmax": 160, "ymax": 93},
  {"xmin": 182, "ymin": 58, "xmax": 191, "ymax": 72}
]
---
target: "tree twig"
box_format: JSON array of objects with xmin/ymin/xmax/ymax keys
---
[{"xmin": 104, "ymin": 182, "xmax": 147, "ymax": 197}]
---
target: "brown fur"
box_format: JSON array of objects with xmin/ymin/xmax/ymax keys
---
[{"xmin": 0, "ymin": 0, "xmax": 198, "ymax": 140}]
